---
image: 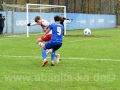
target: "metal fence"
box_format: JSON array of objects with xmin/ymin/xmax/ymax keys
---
[{"xmin": 0, "ymin": 0, "xmax": 120, "ymax": 24}]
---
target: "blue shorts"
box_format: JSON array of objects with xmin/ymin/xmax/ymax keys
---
[{"xmin": 45, "ymin": 41, "xmax": 62, "ymax": 51}]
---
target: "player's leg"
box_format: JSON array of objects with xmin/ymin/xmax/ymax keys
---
[
  {"xmin": 1, "ymin": 27, "xmax": 3, "ymax": 34},
  {"xmin": 62, "ymin": 25, "xmax": 65, "ymax": 37},
  {"xmin": 42, "ymin": 34, "xmax": 52, "ymax": 54},
  {"xmin": 36, "ymin": 36, "xmax": 45, "ymax": 47},
  {"xmin": 36, "ymin": 36, "xmax": 48, "ymax": 67},
  {"xmin": 45, "ymin": 41, "xmax": 57, "ymax": 66},
  {"xmin": 63, "ymin": 30, "xmax": 64, "ymax": 36},
  {"xmin": 37, "ymin": 34, "xmax": 52, "ymax": 52},
  {"xmin": 50, "ymin": 43, "xmax": 62, "ymax": 66},
  {"xmin": 56, "ymin": 54, "xmax": 60, "ymax": 63},
  {"xmin": 50, "ymin": 52, "xmax": 61, "ymax": 65},
  {"xmin": 36, "ymin": 34, "xmax": 51, "ymax": 47},
  {"xmin": 41, "ymin": 48, "xmax": 48, "ymax": 67},
  {"xmin": 41, "ymin": 41, "xmax": 52, "ymax": 67},
  {"xmin": 46, "ymin": 49, "xmax": 52, "ymax": 55},
  {"xmin": 54, "ymin": 43, "xmax": 62, "ymax": 63},
  {"xmin": 41, "ymin": 34, "xmax": 60, "ymax": 61},
  {"xmin": 51, "ymin": 51, "xmax": 56, "ymax": 66},
  {"xmin": 0, "ymin": 27, "xmax": 2, "ymax": 34},
  {"xmin": 38, "ymin": 40, "xmax": 48, "ymax": 67},
  {"xmin": 46, "ymin": 48, "xmax": 61, "ymax": 63}
]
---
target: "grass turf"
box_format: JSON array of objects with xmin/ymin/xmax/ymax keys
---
[{"xmin": 0, "ymin": 28, "xmax": 120, "ymax": 90}]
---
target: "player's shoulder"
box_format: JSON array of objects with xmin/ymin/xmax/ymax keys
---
[
  {"xmin": 58, "ymin": 23, "xmax": 63, "ymax": 27},
  {"xmin": 50, "ymin": 22, "xmax": 56, "ymax": 25},
  {"xmin": 42, "ymin": 19, "xmax": 49, "ymax": 22},
  {"xmin": 42, "ymin": 19, "xmax": 50, "ymax": 25},
  {"xmin": 51, "ymin": 22, "xmax": 62, "ymax": 27}
]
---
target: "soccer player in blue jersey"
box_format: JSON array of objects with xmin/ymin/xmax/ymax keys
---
[{"xmin": 40, "ymin": 15, "xmax": 64, "ymax": 67}]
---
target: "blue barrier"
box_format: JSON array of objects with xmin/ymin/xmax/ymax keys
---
[
  {"xmin": 0, "ymin": 11, "xmax": 116, "ymax": 34},
  {"xmin": 66, "ymin": 13, "xmax": 116, "ymax": 30}
]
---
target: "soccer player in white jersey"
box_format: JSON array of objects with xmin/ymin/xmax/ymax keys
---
[
  {"xmin": 28, "ymin": 16, "xmax": 51, "ymax": 44},
  {"xmin": 27, "ymin": 16, "xmax": 60, "ymax": 63}
]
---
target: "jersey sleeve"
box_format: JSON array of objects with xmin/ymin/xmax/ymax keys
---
[
  {"xmin": 47, "ymin": 24, "xmax": 52, "ymax": 30},
  {"xmin": 30, "ymin": 22, "xmax": 39, "ymax": 26},
  {"xmin": 42, "ymin": 19, "xmax": 50, "ymax": 27},
  {"xmin": 63, "ymin": 17, "xmax": 70, "ymax": 20}
]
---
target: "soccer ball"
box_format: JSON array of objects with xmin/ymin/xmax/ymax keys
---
[{"xmin": 83, "ymin": 28, "xmax": 91, "ymax": 36}]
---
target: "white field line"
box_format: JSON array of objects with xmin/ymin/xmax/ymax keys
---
[
  {"xmin": 68, "ymin": 38, "xmax": 98, "ymax": 42},
  {"xmin": 4, "ymin": 35, "xmax": 21, "ymax": 37},
  {"xmin": 0, "ymin": 55, "xmax": 120, "ymax": 62},
  {"xmin": 0, "ymin": 38, "xmax": 6, "ymax": 40},
  {"xmin": 0, "ymin": 35, "xmax": 23, "ymax": 40},
  {"xmin": 0, "ymin": 37, "xmax": 22, "ymax": 41},
  {"xmin": 0, "ymin": 33, "xmax": 44, "ymax": 40}
]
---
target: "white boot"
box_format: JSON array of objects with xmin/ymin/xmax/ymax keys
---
[{"xmin": 56, "ymin": 54, "xmax": 60, "ymax": 63}]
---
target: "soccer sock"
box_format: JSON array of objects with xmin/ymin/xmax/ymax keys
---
[
  {"xmin": 38, "ymin": 42, "xmax": 44, "ymax": 47},
  {"xmin": 42, "ymin": 49, "xmax": 47, "ymax": 61},
  {"xmin": 51, "ymin": 51, "xmax": 56, "ymax": 62},
  {"xmin": 46, "ymin": 49, "xmax": 53, "ymax": 55},
  {"xmin": 55, "ymin": 53, "xmax": 58, "ymax": 57}
]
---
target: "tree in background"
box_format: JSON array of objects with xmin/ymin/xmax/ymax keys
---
[{"xmin": 0, "ymin": 0, "xmax": 120, "ymax": 24}]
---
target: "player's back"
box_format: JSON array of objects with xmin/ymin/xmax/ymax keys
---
[
  {"xmin": 41, "ymin": 19, "xmax": 50, "ymax": 27},
  {"xmin": 49, "ymin": 22, "xmax": 63, "ymax": 43},
  {"xmin": 41, "ymin": 19, "xmax": 52, "ymax": 34}
]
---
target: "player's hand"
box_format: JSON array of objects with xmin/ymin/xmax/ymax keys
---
[{"xmin": 27, "ymin": 23, "xmax": 31, "ymax": 26}]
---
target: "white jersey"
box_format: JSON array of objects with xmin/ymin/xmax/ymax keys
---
[{"xmin": 41, "ymin": 19, "xmax": 52, "ymax": 34}]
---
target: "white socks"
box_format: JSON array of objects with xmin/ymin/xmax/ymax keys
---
[{"xmin": 38, "ymin": 42, "xmax": 44, "ymax": 47}]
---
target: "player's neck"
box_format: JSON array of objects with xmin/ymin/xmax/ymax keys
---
[{"xmin": 55, "ymin": 21, "xmax": 60, "ymax": 23}]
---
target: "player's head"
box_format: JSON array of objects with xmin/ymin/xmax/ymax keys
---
[
  {"xmin": 0, "ymin": 14, "xmax": 2, "ymax": 17},
  {"xmin": 54, "ymin": 15, "xmax": 61, "ymax": 22},
  {"xmin": 34, "ymin": 16, "xmax": 41, "ymax": 22}
]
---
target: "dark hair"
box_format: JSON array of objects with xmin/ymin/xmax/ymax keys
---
[
  {"xmin": 34, "ymin": 16, "xmax": 40, "ymax": 22},
  {"xmin": 0, "ymin": 14, "xmax": 2, "ymax": 17},
  {"xmin": 54, "ymin": 15, "xmax": 61, "ymax": 21}
]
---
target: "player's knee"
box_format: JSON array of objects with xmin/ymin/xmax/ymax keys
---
[
  {"xmin": 36, "ymin": 39, "xmax": 41, "ymax": 44},
  {"xmin": 41, "ymin": 46, "xmax": 46, "ymax": 50},
  {"xmin": 36, "ymin": 40, "xmax": 39, "ymax": 44}
]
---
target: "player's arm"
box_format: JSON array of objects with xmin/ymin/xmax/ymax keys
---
[
  {"xmin": 27, "ymin": 22, "xmax": 39, "ymax": 26},
  {"xmin": 63, "ymin": 17, "xmax": 72, "ymax": 20},
  {"xmin": 45, "ymin": 25, "xmax": 51, "ymax": 35},
  {"xmin": 41, "ymin": 27, "xmax": 44, "ymax": 30},
  {"xmin": 45, "ymin": 29, "xmax": 51, "ymax": 35},
  {"xmin": 2, "ymin": 16, "xmax": 5, "ymax": 20}
]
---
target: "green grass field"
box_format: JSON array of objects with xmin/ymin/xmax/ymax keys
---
[{"xmin": 0, "ymin": 28, "xmax": 120, "ymax": 90}]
